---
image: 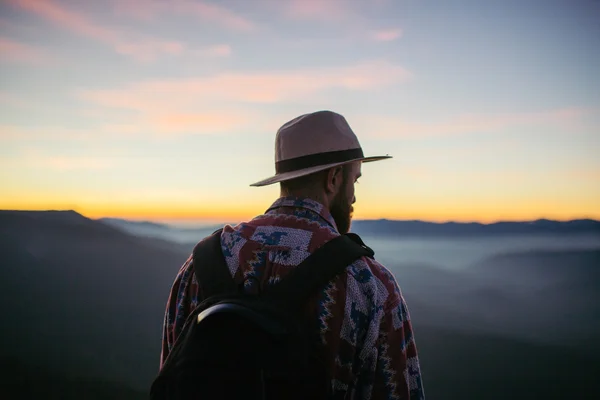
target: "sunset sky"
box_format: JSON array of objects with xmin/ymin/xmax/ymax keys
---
[{"xmin": 1, "ymin": 0, "xmax": 599, "ymax": 225}]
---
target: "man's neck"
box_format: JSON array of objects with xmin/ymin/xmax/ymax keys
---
[{"xmin": 279, "ymin": 191, "xmax": 331, "ymax": 211}]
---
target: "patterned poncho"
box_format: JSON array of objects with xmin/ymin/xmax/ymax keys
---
[{"xmin": 161, "ymin": 196, "xmax": 425, "ymax": 399}]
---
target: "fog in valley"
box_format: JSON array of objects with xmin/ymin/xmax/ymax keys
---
[{"xmin": 1, "ymin": 211, "xmax": 599, "ymax": 399}]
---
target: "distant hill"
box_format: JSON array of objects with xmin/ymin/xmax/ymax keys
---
[
  {"xmin": 470, "ymin": 248, "xmax": 600, "ymax": 283},
  {"xmin": 98, "ymin": 217, "xmax": 222, "ymax": 245},
  {"xmin": 97, "ymin": 216, "xmax": 600, "ymax": 243},
  {"xmin": 468, "ymin": 248, "xmax": 600, "ymax": 349},
  {"xmin": 0, "ymin": 210, "xmax": 190, "ymax": 393},
  {"xmin": 351, "ymin": 218, "xmax": 600, "ymax": 237},
  {"xmin": 415, "ymin": 326, "xmax": 600, "ymax": 399},
  {"xmin": 99, "ymin": 217, "xmax": 168, "ymax": 230},
  {"xmin": 393, "ymin": 248, "xmax": 600, "ymax": 353}
]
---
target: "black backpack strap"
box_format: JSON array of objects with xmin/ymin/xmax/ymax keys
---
[
  {"xmin": 192, "ymin": 228, "xmax": 237, "ymax": 299},
  {"xmin": 262, "ymin": 233, "xmax": 374, "ymax": 312}
]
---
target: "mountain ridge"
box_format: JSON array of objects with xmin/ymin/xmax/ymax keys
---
[
  {"xmin": 96, "ymin": 215, "xmax": 600, "ymax": 240},
  {"xmin": 99, "ymin": 215, "xmax": 600, "ymax": 227},
  {"xmin": 2, "ymin": 210, "xmax": 598, "ymax": 230},
  {"xmin": 1, "ymin": 209, "xmax": 599, "ymax": 398}
]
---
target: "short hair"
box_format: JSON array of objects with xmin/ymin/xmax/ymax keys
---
[{"xmin": 280, "ymin": 164, "xmax": 351, "ymax": 195}]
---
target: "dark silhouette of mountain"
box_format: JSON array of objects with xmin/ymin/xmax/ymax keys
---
[
  {"xmin": 471, "ymin": 248, "xmax": 600, "ymax": 280},
  {"xmin": 415, "ymin": 326, "xmax": 600, "ymax": 399},
  {"xmin": 392, "ymin": 248, "xmax": 600, "ymax": 361},
  {"xmin": 98, "ymin": 216, "xmax": 600, "ymax": 243},
  {"xmin": 1, "ymin": 210, "xmax": 599, "ymax": 398},
  {"xmin": 99, "ymin": 217, "xmax": 168, "ymax": 230},
  {"xmin": 0, "ymin": 210, "xmax": 192, "ymax": 393},
  {"xmin": 466, "ymin": 248, "xmax": 600, "ymax": 351},
  {"xmin": 351, "ymin": 218, "xmax": 600, "ymax": 237},
  {"xmin": 98, "ymin": 217, "xmax": 221, "ymax": 244}
]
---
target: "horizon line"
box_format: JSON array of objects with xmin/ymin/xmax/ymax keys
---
[{"xmin": 2, "ymin": 208, "xmax": 599, "ymax": 226}]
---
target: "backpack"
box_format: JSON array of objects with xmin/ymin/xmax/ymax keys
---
[{"xmin": 150, "ymin": 228, "xmax": 375, "ymax": 400}]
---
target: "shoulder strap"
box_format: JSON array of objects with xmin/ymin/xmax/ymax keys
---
[
  {"xmin": 192, "ymin": 228, "xmax": 237, "ymax": 299},
  {"xmin": 192, "ymin": 229, "xmax": 375, "ymax": 308},
  {"xmin": 262, "ymin": 233, "xmax": 375, "ymax": 312}
]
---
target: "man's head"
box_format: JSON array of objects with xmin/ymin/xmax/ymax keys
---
[
  {"xmin": 280, "ymin": 161, "xmax": 362, "ymax": 234},
  {"xmin": 250, "ymin": 110, "xmax": 391, "ymax": 232}
]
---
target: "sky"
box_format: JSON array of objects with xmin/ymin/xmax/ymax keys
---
[{"xmin": 1, "ymin": 0, "xmax": 599, "ymax": 225}]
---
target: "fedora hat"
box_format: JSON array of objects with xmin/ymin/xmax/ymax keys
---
[{"xmin": 250, "ymin": 110, "xmax": 392, "ymax": 187}]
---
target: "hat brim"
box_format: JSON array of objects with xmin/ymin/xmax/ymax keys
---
[{"xmin": 249, "ymin": 155, "xmax": 392, "ymax": 187}]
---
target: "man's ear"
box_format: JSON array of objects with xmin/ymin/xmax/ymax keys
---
[{"xmin": 325, "ymin": 166, "xmax": 344, "ymax": 194}]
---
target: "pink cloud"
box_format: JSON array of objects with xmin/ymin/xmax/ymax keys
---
[
  {"xmin": 198, "ymin": 44, "xmax": 232, "ymax": 58},
  {"xmin": 78, "ymin": 60, "xmax": 412, "ymax": 110},
  {"xmin": 8, "ymin": 0, "xmax": 117, "ymax": 42},
  {"xmin": 113, "ymin": 0, "xmax": 257, "ymax": 31},
  {"xmin": 114, "ymin": 40, "xmax": 184, "ymax": 62},
  {"xmin": 0, "ymin": 37, "xmax": 51, "ymax": 64},
  {"xmin": 282, "ymin": 0, "xmax": 404, "ymax": 44},
  {"xmin": 286, "ymin": 0, "xmax": 350, "ymax": 21},
  {"xmin": 73, "ymin": 60, "xmax": 411, "ymax": 136},
  {"xmin": 176, "ymin": 1, "xmax": 257, "ymax": 31},
  {"xmin": 371, "ymin": 28, "xmax": 403, "ymax": 42},
  {"xmin": 0, "ymin": 113, "xmax": 255, "ymax": 142},
  {"xmin": 148, "ymin": 112, "xmax": 255, "ymax": 135},
  {"xmin": 5, "ymin": 0, "xmax": 192, "ymax": 62}
]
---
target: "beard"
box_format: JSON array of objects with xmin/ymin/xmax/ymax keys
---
[{"xmin": 330, "ymin": 185, "xmax": 353, "ymax": 234}]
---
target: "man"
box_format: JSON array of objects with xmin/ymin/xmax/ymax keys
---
[{"xmin": 160, "ymin": 110, "xmax": 425, "ymax": 399}]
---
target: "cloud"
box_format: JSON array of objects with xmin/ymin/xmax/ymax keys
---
[
  {"xmin": 0, "ymin": 124, "xmax": 141, "ymax": 142},
  {"xmin": 281, "ymin": 1, "xmax": 403, "ymax": 44},
  {"xmin": 113, "ymin": 40, "xmax": 184, "ymax": 62},
  {"xmin": 0, "ymin": 37, "xmax": 52, "ymax": 64},
  {"xmin": 197, "ymin": 44, "xmax": 232, "ymax": 58},
  {"xmin": 78, "ymin": 60, "xmax": 412, "ymax": 109},
  {"xmin": 113, "ymin": 0, "xmax": 257, "ymax": 31},
  {"xmin": 285, "ymin": 0, "xmax": 351, "ymax": 21},
  {"xmin": 147, "ymin": 112, "xmax": 256, "ymax": 135},
  {"xmin": 6, "ymin": 0, "xmax": 130, "ymax": 48},
  {"xmin": 370, "ymin": 28, "xmax": 403, "ymax": 42},
  {"xmin": 72, "ymin": 60, "xmax": 411, "ymax": 136},
  {"xmin": 0, "ymin": 112, "xmax": 256, "ymax": 142},
  {"xmin": 5, "ymin": 0, "xmax": 226, "ymax": 62},
  {"xmin": 0, "ymin": 148, "xmax": 114, "ymax": 171},
  {"xmin": 355, "ymin": 107, "xmax": 597, "ymax": 139}
]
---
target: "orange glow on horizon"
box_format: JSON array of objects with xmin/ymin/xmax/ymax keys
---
[{"xmin": 2, "ymin": 197, "xmax": 598, "ymax": 224}]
